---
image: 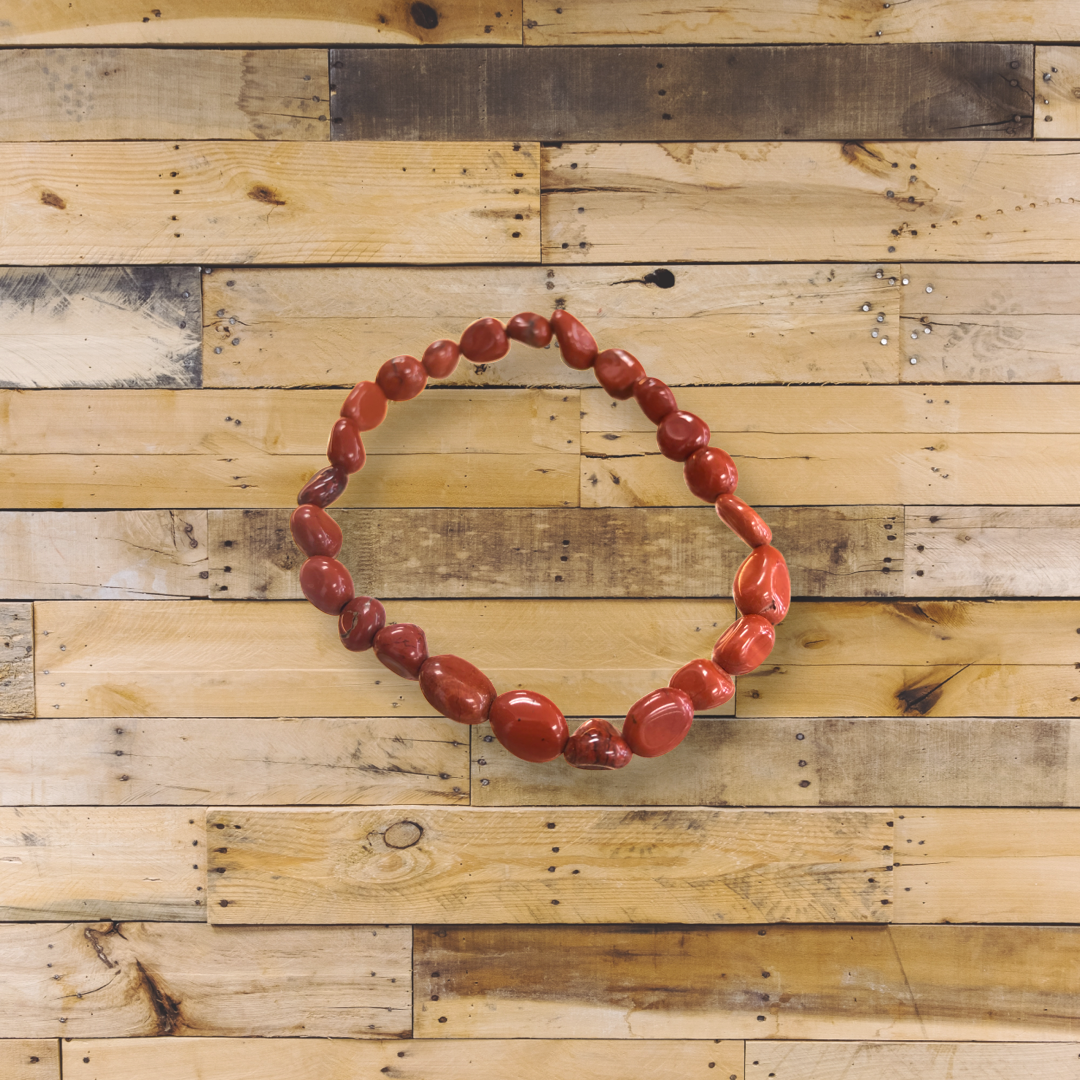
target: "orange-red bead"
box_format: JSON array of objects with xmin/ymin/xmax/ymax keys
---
[
  {"xmin": 299, "ymin": 556, "xmax": 354, "ymax": 615},
  {"xmin": 423, "ymin": 339, "xmax": 461, "ymax": 379},
  {"xmin": 460, "ymin": 318, "xmax": 510, "ymax": 363},
  {"xmin": 657, "ymin": 410, "xmax": 710, "ymax": 462},
  {"xmin": 419, "ymin": 654, "xmax": 496, "ymax": 725},
  {"xmin": 373, "ymin": 623, "xmax": 428, "ymax": 680},
  {"xmin": 563, "ymin": 718, "xmax": 633, "ymax": 771},
  {"xmin": 377, "ymin": 355, "xmax": 427, "ymax": 401},
  {"xmin": 550, "ymin": 309, "xmax": 597, "ymax": 370},
  {"xmin": 297, "ymin": 466, "xmax": 347, "ymax": 508},
  {"xmin": 489, "ymin": 690, "xmax": 569, "ymax": 762},
  {"xmin": 733, "ymin": 544, "xmax": 790, "ymax": 625},
  {"xmin": 327, "ymin": 417, "xmax": 365, "ymax": 474},
  {"xmin": 594, "ymin": 348, "xmax": 646, "ymax": 399},
  {"xmin": 623, "ymin": 687, "xmax": 694, "ymax": 758},
  {"xmin": 633, "ymin": 376, "xmax": 677, "ymax": 424},
  {"xmin": 712, "ymin": 615, "xmax": 775, "ymax": 676},
  {"xmin": 669, "ymin": 658, "xmax": 734, "ymax": 711},
  {"xmin": 339, "ymin": 597, "xmax": 386, "ymax": 652},
  {"xmin": 716, "ymin": 493, "xmax": 772, "ymax": 547},
  {"xmin": 340, "ymin": 380, "xmax": 388, "ymax": 431},
  {"xmin": 290, "ymin": 504, "xmax": 342, "ymax": 557},
  {"xmin": 684, "ymin": 447, "xmax": 738, "ymax": 503},
  {"xmin": 506, "ymin": 311, "xmax": 553, "ymax": 348}
]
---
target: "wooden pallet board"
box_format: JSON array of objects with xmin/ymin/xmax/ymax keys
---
[
  {"xmin": 1, "ymin": 603, "xmax": 35, "ymax": 719},
  {"xmin": 0, "ymin": 1042, "xmax": 58, "ymax": 1080},
  {"xmin": 1037, "ymin": 47, "xmax": 1080, "ymax": 138}
]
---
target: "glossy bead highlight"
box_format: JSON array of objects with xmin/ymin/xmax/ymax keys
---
[
  {"xmin": 419, "ymin": 654, "xmax": 496, "ymax": 725},
  {"xmin": 594, "ymin": 348, "xmax": 646, "ymax": 399},
  {"xmin": 373, "ymin": 623, "xmax": 429, "ymax": 680},
  {"xmin": 712, "ymin": 615, "xmax": 775, "ymax": 676},
  {"xmin": 297, "ymin": 466, "xmax": 347, "ymax": 508},
  {"xmin": 340, "ymin": 380, "xmax": 388, "ymax": 431},
  {"xmin": 669, "ymin": 658, "xmax": 735, "ymax": 711},
  {"xmin": 733, "ymin": 544, "xmax": 790, "ymax": 624},
  {"xmin": 563, "ymin": 718, "xmax": 633, "ymax": 770},
  {"xmin": 459, "ymin": 318, "xmax": 510, "ymax": 364},
  {"xmin": 299, "ymin": 556, "xmax": 354, "ymax": 615},
  {"xmin": 377, "ymin": 355, "xmax": 427, "ymax": 401},
  {"xmin": 684, "ymin": 447, "xmax": 738, "ymax": 503},
  {"xmin": 338, "ymin": 596, "xmax": 386, "ymax": 652},
  {"xmin": 633, "ymin": 376, "xmax": 678, "ymax": 424},
  {"xmin": 489, "ymin": 689, "xmax": 569, "ymax": 762},
  {"xmin": 327, "ymin": 417, "xmax": 365, "ymax": 474},
  {"xmin": 422, "ymin": 339, "xmax": 461, "ymax": 379},
  {"xmin": 716, "ymin": 493, "xmax": 772, "ymax": 547},
  {"xmin": 622, "ymin": 687, "xmax": 695, "ymax": 758},
  {"xmin": 290, "ymin": 504, "xmax": 342, "ymax": 557},
  {"xmin": 657, "ymin": 410, "xmax": 711, "ymax": 462},
  {"xmin": 550, "ymin": 309, "xmax": 597, "ymax": 370},
  {"xmin": 506, "ymin": 311, "xmax": 553, "ymax": 348}
]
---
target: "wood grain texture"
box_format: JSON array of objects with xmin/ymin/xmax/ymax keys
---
[
  {"xmin": 333, "ymin": 44, "xmax": 1031, "ymax": 141},
  {"xmin": 0, "ymin": 1042, "xmax": 58, "ymax": 1080},
  {"xmin": 902, "ymin": 263, "xmax": 1080, "ymax": 314},
  {"xmin": 0, "ymin": 267, "xmax": 200, "ymax": 389},
  {"xmin": 0, "ymin": 141, "xmax": 538, "ymax": 265},
  {"xmin": 1037, "ymin": 47, "xmax": 1080, "ymax": 137},
  {"xmin": 1, "ymin": 603, "xmax": 35, "ymax": 720},
  {"xmin": 0, "ymin": 922, "xmax": 410, "ymax": 1038},
  {"xmin": 542, "ymin": 142, "xmax": 1080, "ymax": 263},
  {"xmin": 0, "ymin": 808, "xmax": 203, "ymax": 921},
  {"xmin": 0, "ymin": 49, "xmax": 329, "ymax": 141},
  {"xmin": 206, "ymin": 807, "xmax": 891, "ymax": 925},
  {"xmin": 414, "ymin": 924, "xmax": 1080, "ymax": 1039}
]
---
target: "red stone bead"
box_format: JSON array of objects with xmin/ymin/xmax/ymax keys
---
[
  {"xmin": 373, "ymin": 623, "xmax": 428, "ymax": 680},
  {"xmin": 633, "ymin": 376, "xmax": 677, "ymax": 424},
  {"xmin": 716, "ymin": 493, "xmax": 772, "ymax": 548},
  {"xmin": 712, "ymin": 615, "xmax": 775, "ymax": 676},
  {"xmin": 563, "ymin": 718, "xmax": 633, "ymax": 771},
  {"xmin": 669, "ymin": 658, "xmax": 735, "ymax": 711},
  {"xmin": 657, "ymin": 410, "xmax": 710, "ymax": 462},
  {"xmin": 488, "ymin": 689, "xmax": 569, "ymax": 763},
  {"xmin": 340, "ymin": 380, "xmax": 388, "ymax": 432},
  {"xmin": 506, "ymin": 311, "xmax": 553, "ymax": 348},
  {"xmin": 299, "ymin": 556, "xmax": 354, "ymax": 615},
  {"xmin": 339, "ymin": 597, "xmax": 385, "ymax": 652},
  {"xmin": 622, "ymin": 687, "xmax": 694, "ymax": 758},
  {"xmin": 459, "ymin": 317, "xmax": 510, "ymax": 364},
  {"xmin": 594, "ymin": 348, "xmax": 646, "ymax": 400},
  {"xmin": 419, "ymin": 654, "xmax": 496, "ymax": 725},
  {"xmin": 290, "ymin": 504, "xmax": 342, "ymax": 557},
  {"xmin": 297, "ymin": 466, "xmax": 347, "ymax": 508},
  {"xmin": 327, "ymin": 417, "xmax": 365, "ymax": 474},
  {"xmin": 684, "ymin": 447, "xmax": 738, "ymax": 503},
  {"xmin": 377, "ymin": 355, "xmax": 427, "ymax": 401},
  {"xmin": 550, "ymin": 309, "xmax": 597, "ymax": 370},
  {"xmin": 733, "ymin": 544, "xmax": 790, "ymax": 625},
  {"xmin": 422, "ymin": 339, "xmax": 461, "ymax": 379}
]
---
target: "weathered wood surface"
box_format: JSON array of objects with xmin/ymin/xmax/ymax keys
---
[
  {"xmin": 208, "ymin": 506, "xmax": 899, "ymax": 600},
  {"xmin": 0, "ymin": 1041, "xmax": 58, "ymax": 1080},
  {"xmin": 0, "ymin": 49, "xmax": 329, "ymax": 141},
  {"xmin": 0, "ymin": 922, "xmax": 411, "ymax": 1038},
  {"xmin": 1, "ymin": 603, "xmax": 35, "ymax": 720},
  {"xmin": 0, "ymin": 267, "xmax": 200, "ymax": 389},
  {"xmin": 333, "ymin": 45, "xmax": 1032, "ymax": 141},
  {"xmin": 1037, "ymin": 47, "xmax": 1080, "ymax": 138},
  {"xmin": 207, "ymin": 807, "xmax": 891, "ymax": 925},
  {"xmin": 0, "ymin": 717, "xmax": 468, "ymax": 805},
  {"xmin": 414, "ymin": 924, "xmax": 1080, "ymax": 1039},
  {"xmin": 542, "ymin": 142, "xmax": 1080, "ymax": 263},
  {"xmin": 0, "ymin": 141, "xmax": 538, "ymax": 265}
]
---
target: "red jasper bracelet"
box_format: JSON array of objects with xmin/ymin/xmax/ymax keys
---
[{"xmin": 291, "ymin": 310, "xmax": 789, "ymax": 771}]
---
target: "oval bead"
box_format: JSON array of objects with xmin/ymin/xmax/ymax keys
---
[
  {"xmin": 327, "ymin": 417, "xmax": 366, "ymax": 474},
  {"xmin": 594, "ymin": 348, "xmax": 646, "ymax": 400},
  {"xmin": 419, "ymin": 654, "xmax": 496, "ymax": 725},
  {"xmin": 657, "ymin": 410, "xmax": 710, "ymax": 462},
  {"xmin": 299, "ymin": 556, "xmax": 354, "ymax": 615},
  {"xmin": 563, "ymin": 718, "xmax": 633, "ymax": 771},
  {"xmin": 550, "ymin": 309, "xmax": 597, "ymax": 370},
  {"xmin": 338, "ymin": 596, "xmax": 386, "ymax": 652},
  {"xmin": 290, "ymin": 503, "xmax": 342, "ymax": 557},
  {"xmin": 506, "ymin": 311, "xmax": 553, "ymax": 348},
  {"xmin": 633, "ymin": 376, "xmax": 677, "ymax": 424},
  {"xmin": 488, "ymin": 690, "xmax": 569, "ymax": 763},
  {"xmin": 716, "ymin": 493, "xmax": 772, "ymax": 548},
  {"xmin": 684, "ymin": 447, "xmax": 738, "ymax": 503},
  {"xmin": 373, "ymin": 623, "xmax": 429, "ymax": 680},
  {"xmin": 712, "ymin": 615, "xmax": 775, "ymax": 676},
  {"xmin": 669, "ymin": 658, "xmax": 735, "ymax": 711},
  {"xmin": 459, "ymin": 317, "xmax": 510, "ymax": 363},
  {"xmin": 422, "ymin": 339, "xmax": 461, "ymax": 379},
  {"xmin": 622, "ymin": 687, "xmax": 694, "ymax": 758},
  {"xmin": 340, "ymin": 380, "xmax": 388, "ymax": 432},
  {"xmin": 377, "ymin": 355, "xmax": 427, "ymax": 401},
  {"xmin": 297, "ymin": 465, "xmax": 347, "ymax": 508},
  {"xmin": 733, "ymin": 544, "xmax": 790, "ymax": 625}
]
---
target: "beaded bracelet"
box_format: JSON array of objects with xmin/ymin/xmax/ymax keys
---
[{"xmin": 291, "ymin": 310, "xmax": 789, "ymax": 772}]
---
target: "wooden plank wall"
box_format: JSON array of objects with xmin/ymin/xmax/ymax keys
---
[{"xmin": 2, "ymin": 5, "xmax": 1080, "ymax": 1077}]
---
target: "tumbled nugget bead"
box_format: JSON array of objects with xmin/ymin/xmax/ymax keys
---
[
  {"xmin": 563, "ymin": 718, "xmax": 633, "ymax": 771},
  {"xmin": 716, "ymin": 493, "xmax": 772, "ymax": 548},
  {"xmin": 377, "ymin": 354, "xmax": 427, "ymax": 401},
  {"xmin": 657, "ymin": 410, "xmax": 710, "ymax": 462},
  {"xmin": 622, "ymin": 687, "xmax": 694, "ymax": 758},
  {"xmin": 459, "ymin": 317, "xmax": 510, "ymax": 363},
  {"xmin": 373, "ymin": 623, "xmax": 429, "ymax": 680},
  {"xmin": 340, "ymin": 380, "xmax": 388, "ymax": 431},
  {"xmin": 684, "ymin": 447, "xmax": 738, "ymax": 503},
  {"xmin": 550, "ymin": 309, "xmax": 597, "ymax": 370},
  {"xmin": 290, "ymin": 504, "xmax": 342, "ymax": 557},
  {"xmin": 297, "ymin": 465, "xmax": 347, "ymax": 508},
  {"xmin": 733, "ymin": 544, "xmax": 791, "ymax": 624},
  {"xmin": 488, "ymin": 689, "xmax": 569, "ymax": 763},
  {"xmin": 669, "ymin": 658, "xmax": 735, "ymax": 711},
  {"xmin": 338, "ymin": 596, "xmax": 386, "ymax": 652},
  {"xmin": 299, "ymin": 556, "xmax": 354, "ymax": 615},
  {"xmin": 506, "ymin": 311, "xmax": 553, "ymax": 348},
  {"xmin": 712, "ymin": 615, "xmax": 775, "ymax": 676},
  {"xmin": 419, "ymin": 654, "xmax": 496, "ymax": 725},
  {"xmin": 327, "ymin": 417, "xmax": 366, "ymax": 474},
  {"xmin": 633, "ymin": 376, "xmax": 678, "ymax": 424},
  {"xmin": 594, "ymin": 348, "xmax": 646, "ymax": 399},
  {"xmin": 422, "ymin": 339, "xmax": 461, "ymax": 379}
]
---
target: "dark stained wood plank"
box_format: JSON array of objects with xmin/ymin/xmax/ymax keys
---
[
  {"xmin": 1, "ymin": 603, "xmax": 34, "ymax": 720},
  {"xmin": 333, "ymin": 45, "xmax": 1032, "ymax": 141}
]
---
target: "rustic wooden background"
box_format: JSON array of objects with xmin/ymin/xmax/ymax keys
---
[{"xmin": 3, "ymin": 3, "xmax": 1080, "ymax": 1078}]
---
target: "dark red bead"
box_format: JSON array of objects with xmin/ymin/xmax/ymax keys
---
[
  {"xmin": 716, "ymin": 493, "xmax": 772, "ymax": 547},
  {"xmin": 633, "ymin": 376, "xmax": 677, "ymax": 424},
  {"xmin": 669, "ymin": 658, "xmax": 734, "ymax": 711},
  {"xmin": 327, "ymin": 417, "xmax": 365, "ymax": 474},
  {"xmin": 373, "ymin": 623, "xmax": 428, "ymax": 680},
  {"xmin": 684, "ymin": 447, "xmax": 738, "ymax": 503},
  {"xmin": 488, "ymin": 689, "xmax": 569, "ymax": 763},
  {"xmin": 340, "ymin": 380, "xmax": 388, "ymax": 432},
  {"xmin": 459, "ymin": 318, "xmax": 510, "ymax": 364},
  {"xmin": 712, "ymin": 615, "xmax": 775, "ymax": 676},
  {"xmin": 733, "ymin": 544, "xmax": 790, "ymax": 625},
  {"xmin": 550, "ymin": 309, "xmax": 597, "ymax": 370},
  {"xmin": 594, "ymin": 348, "xmax": 646, "ymax": 400},
  {"xmin": 506, "ymin": 311, "xmax": 553, "ymax": 348},
  {"xmin": 422, "ymin": 339, "xmax": 461, "ymax": 379},
  {"xmin": 297, "ymin": 466, "xmax": 347, "ymax": 508},
  {"xmin": 657, "ymin": 410, "xmax": 710, "ymax": 462},
  {"xmin": 563, "ymin": 718, "xmax": 633, "ymax": 771},
  {"xmin": 290, "ymin": 504, "xmax": 342, "ymax": 557},
  {"xmin": 377, "ymin": 355, "xmax": 427, "ymax": 401},
  {"xmin": 339, "ymin": 597, "xmax": 385, "ymax": 652},
  {"xmin": 299, "ymin": 556, "xmax": 354, "ymax": 615},
  {"xmin": 622, "ymin": 688, "xmax": 694, "ymax": 758},
  {"xmin": 419, "ymin": 654, "xmax": 496, "ymax": 725}
]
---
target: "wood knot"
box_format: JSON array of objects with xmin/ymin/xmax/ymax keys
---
[
  {"xmin": 247, "ymin": 185, "xmax": 285, "ymax": 206},
  {"xmin": 41, "ymin": 191, "xmax": 66, "ymax": 210},
  {"xmin": 384, "ymin": 821, "xmax": 423, "ymax": 849}
]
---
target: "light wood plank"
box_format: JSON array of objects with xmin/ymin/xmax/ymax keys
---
[
  {"xmin": 901, "ymin": 262, "xmax": 1080, "ymax": 313},
  {"xmin": 0, "ymin": 717, "xmax": 468, "ymax": 805},
  {"xmin": 206, "ymin": 807, "xmax": 891, "ymax": 925},
  {"xmin": 0, "ymin": 807, "xmax": 202, "ymax": 921},
  {"xmin": 1037, "ymin": 47, "xmax": 1080, "ymax": 138},
  {"xmin": 0, "ymin": 1041, "xmax": 58, "ymax": 1080},
  {"xmin": 0, "ymin": 141, "xmax": 538, "ymax": 265},
  {"xmin": 0, "ymin": 49, "xmax": 329, "ymax": 140},
  {"xmin": 1, "ymin": 603, "xmax": 34, "ymax": 720},
  {"xmin": 0, "ymin": 922, "xmax": 410, "ymax": 1038}
]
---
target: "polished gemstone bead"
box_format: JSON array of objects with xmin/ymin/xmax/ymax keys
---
[
  {"xmin": 733, "ymin": 544, "xmax": 790, "ymax": 624},
  {"xmin": 290, "ymin": 503, "xmax": 342, "ymax": 557},
  {"xmin": 506, "ymin": 311, "xmax": 553, "ymax": 348},
  {"xmin": 712, "ymin": 615, "xmax": 775, "ymax": 676},
  {"xmin": 669, "ymin": 658, "xmax": 735, "ymax": 711},
  {"xmin": 340, "ymin": 380, "xmax": 388, "ymax": 431},
  {"xmin": 563, "ymin": 718, "xmax": 633, "ymax": 771},
  {"xmin": 377, "ymin": 354, "xmax": 427, "ymax": 401},
  {"xmin": 622, "ymin": 687, "xmax": 694, "ymax": 758},
  {"xmin": 594, "ymin": 348, "xmax": 646, "ymax": 399},
  {"xmin": 684, "ymin": 447, "xmax": 738, "ymax": 503},
  {"xmin": 422, "ymin": 339, "xmax": 461, "ymax": 379},
  {"xmin": 657, "ymin": 410, "xmax": 710, "ymax": 461},
  {"xmin": 419, "ymin": 654, "xmax": 496, "ymax": 725},
  {"xmin": 550, "ymin": 309, "xmax": 597, "ymax": 370},
  {"xmin": 459, "ymin": 317, "xmax": 510, "ymax": 363},
  {"xmin": 297, "ymin": 465, "xmax": 347, "ymax": 508},
  {"xmin": 633, "ymin": 376, "xmax": 678, "ymax": 424},
  {"xmin": 327, "ymin": 417, "xmax": 366, "ymax": 474},
  {"xmin": 339, "ymin": 596, "xmax": 386, "ymax": 652},
  {"xmin": 373, "ymin": 623, "xmax": 429, "ymax": 680},
  {"xmin": 299, "ymin": 556, "xmax": 354, "ymax": 615},
  {"xmin": 488, "ymin": 689, "xmax": 569, "ymax": 762},
  {"xmin": 716, "ymin": 493, "xmax": 772, "ymax": 548}
]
